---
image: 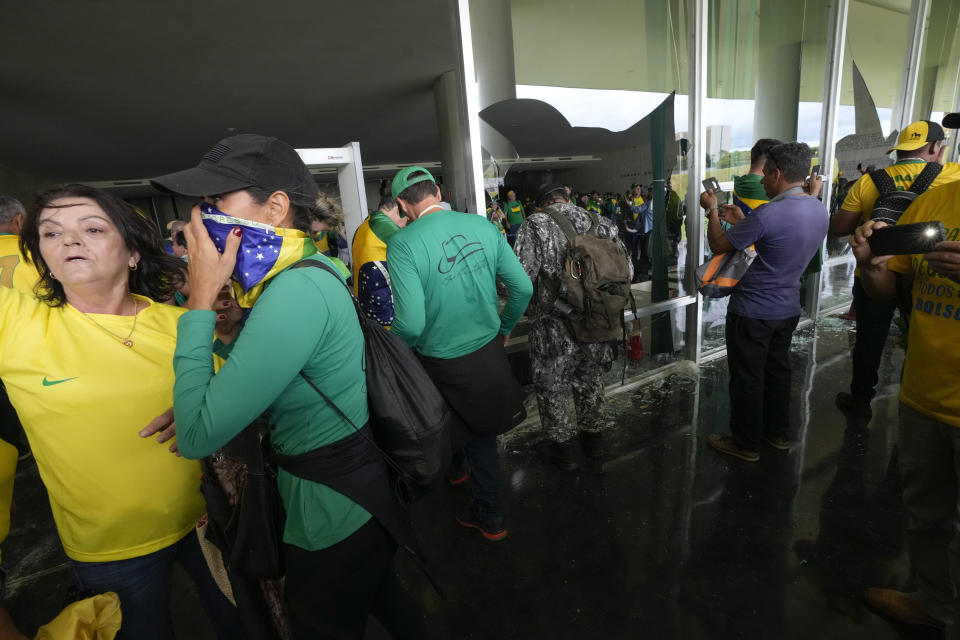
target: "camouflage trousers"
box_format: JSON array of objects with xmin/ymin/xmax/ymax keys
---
[{"xmin": 528, "ymin": 317, "xmax": 614, "ymax": 444}]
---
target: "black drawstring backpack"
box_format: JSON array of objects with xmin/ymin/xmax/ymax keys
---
[{"xmin": 289, "ymin": 260, "xmax": 453, "ymax": 502}]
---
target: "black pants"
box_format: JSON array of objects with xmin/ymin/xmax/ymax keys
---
[
  {"xmin": 627, "ymin": 231, "xmax": 650, "ymax": 271},
  {"xmin": 726, "ymin": 312, "xmax": 799, "ymax": 451},
  {"xmin": 850, "ymin": 276, "xmax": 897, "ymax": 400},
  {"xmin": 419, "ymin": 337, "xmax": 523, "ymax": 524},
  {"xmin": 284, "ymin": 519, "xmax": 425, "ymax": 640},
  {"xmin": 0, "ymin": 385, "xmax": 25, "ymax": 456}
]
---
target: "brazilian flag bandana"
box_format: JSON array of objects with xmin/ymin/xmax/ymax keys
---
[{"xmin": 200, "ymin": 203, "xmax": 317, "ymax": 307}]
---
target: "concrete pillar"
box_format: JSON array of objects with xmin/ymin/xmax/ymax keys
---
[
  {"xmin": 752, "ymin": 4, "xmax": 804, "ymax": 141},
  {"xmin": 892, "ymin": 0, "xmax": 930, "ymax": 133},
  {"xmin": 434, "ymin": 67, "xmax": 485, "ymax": 214},
  {"xmin": 949, "ymin": 84, "xmax": 960, "ymax": 164},
  {"xmin": 435, "ymin": 70, "xmax": 467, "ymax": 211},
  {"xmin": 469, "ymin": 0, "xmax": 519, "ymax": 177},
  {"xmin": 469, "ymin": 0, "xmax": 515, "ymax": 109},
  {"xmin": 432, "ymin": 0, "xmax": 485, "ymax": 215},
  {"xmin": 644, "ymin": 0, "xmax": 672, "ymax": 92},
  {"xmin": 911, "ymin": 0, "xmax": 956, "ymax": 122}
]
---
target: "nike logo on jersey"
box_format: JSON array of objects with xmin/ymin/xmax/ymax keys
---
[{"xmin": 42, "ymin": 376, "xmax": 78, "ymax": 387}]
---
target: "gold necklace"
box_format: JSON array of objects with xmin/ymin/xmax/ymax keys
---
[{"xmin": 80, "ymin": 298, "xmax": 140, "ymax": 348}]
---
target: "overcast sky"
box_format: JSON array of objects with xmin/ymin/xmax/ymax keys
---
[{"xmin": 516, "ymin": 84, "xmax": 894, "ymax": 150}]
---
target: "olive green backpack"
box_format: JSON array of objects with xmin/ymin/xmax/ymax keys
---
[{"xmin": 543, "ymin": 208, "xmax": 633, "ymax": 343}]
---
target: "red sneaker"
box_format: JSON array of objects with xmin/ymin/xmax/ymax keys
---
[{"xmin": 456, "ymin": 507, "xmax": 507, "ymax": 542}]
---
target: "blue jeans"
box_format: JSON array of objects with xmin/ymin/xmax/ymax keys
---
[
  {"xmin": 465, "ymin": 433, "xmax": 503, "ymax": 524},
  {"xmin": 72, "ymin": 532, "xmax": 244, "ymax": 640}
]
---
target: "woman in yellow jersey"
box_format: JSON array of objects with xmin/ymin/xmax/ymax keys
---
[{"xmin": 8, "ymin": 185, "xmax": 241, "ymax": 639}]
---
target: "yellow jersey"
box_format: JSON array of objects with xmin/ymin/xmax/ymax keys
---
[
  {"xmin": 351, "ymin": 218, "xmax": 387, "ymax": 292},
  {"xmin": 842, "ymin": 160, "xmax": 960, "ymax": 222},
  {"xmin": 887, "ymin": 180, "xmax": 960, "ymax": 427},
  {"xmin": 0, "ymin": 288, "xmax": 205, "ymax": 562},
  {"xmin": 0, "ymin": 234, "xmax": 41, "ymax": 295}
]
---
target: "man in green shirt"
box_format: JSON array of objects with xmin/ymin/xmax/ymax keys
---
[
  {"xmin": 388, "ymin": 167, "xmax": 533, "ymax": 541},
  {"xmin": 732, "ymin": 138, "xmax": 782, "ymax": 216},
  {"xmin": 504, "ymin": 190, "xmax": 525, "ymax": 247}
]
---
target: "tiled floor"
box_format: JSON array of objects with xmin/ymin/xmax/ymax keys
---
[{"xmin": 6, "ymin": 312, "xmax": 944, "ymax": 639}]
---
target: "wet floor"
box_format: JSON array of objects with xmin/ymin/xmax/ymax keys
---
[{"xmin": 4, "ymin": 313, "xmax": 945, "ymax": 639}]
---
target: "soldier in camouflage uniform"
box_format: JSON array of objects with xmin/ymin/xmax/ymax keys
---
[{"xmin": 515, "ymin": 184, "xmax": 632, "ymax": 471}]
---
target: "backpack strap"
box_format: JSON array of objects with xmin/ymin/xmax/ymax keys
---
[
  {"xmin": 296, "ymin": 371, "xmax": 409, "ymax": 481},
  {"xmin": 289, "ymin": 260, "xmax": 414, "ymax": 482},
  {"xmin": 290, "ymin": 259, "xmax": 364, "ymax": 319},
  {"xmin": 584, "ymin": 209, "xmax": 601, "ymax": 235},
  {"xmin": 542, "ymin": 208, "xmax": 579, "ymax": 242},
  {"xmin": 869, "ymin": 169, "xmax": 896, "ymax": 196},
  {"xmin": 909, "ymin": 162, "xmax": 942, "ymax": 195}
]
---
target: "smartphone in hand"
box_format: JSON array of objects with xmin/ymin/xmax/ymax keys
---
[
  {"xmin": 868, "ymin": 221, "xmax": 946, "ymax": 255},
  {"xmin": 702, "ymin": 177, "xmax": 721, "ymax": 193}
]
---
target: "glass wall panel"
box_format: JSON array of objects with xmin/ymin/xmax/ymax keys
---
[
  {"xmin": 494, "ymin": 0, "xmax": 700, "ymax": 380},
  {"xmin": 828, "ymin": 0, "xmax": 912, "ymax": 264},
  {"xmin": 504, "ymin": 0, "xmax": 695, "ymax": 339},
  {"xmin": 823, "ymin": 0, "xmax": 914, "ymax": 315},
  {"xmin": 913, "ymin": 0, "xmax": 960, "ymax": 124},
  {"xmin": 603, "ymin": 306, "xmax": 691, "ymax": 386},
  {"xmin": 820, "ymin": 259, "xmax": 857, "ymax": 313},
  {"xmin": 836, "ymin": 0, "xmax": 911, "ymax": 139},
  {"xmin": 700, "ymin": 0, "xmax": 830, "ymax": 352}
]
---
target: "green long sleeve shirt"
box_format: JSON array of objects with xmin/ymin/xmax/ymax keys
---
[
  {"xmin": 387, "ymin": 209, "xmax": 533, "ymax": 359},
  {"xmin": 173, "ymin": 254, "xmax": 371, "ymax": 551}
]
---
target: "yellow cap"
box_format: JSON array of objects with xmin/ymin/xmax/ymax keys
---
[{"xmin": 887, "ymin": 120, "xmax": 946, "ymax": 154}]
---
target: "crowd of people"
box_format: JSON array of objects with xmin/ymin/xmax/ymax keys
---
[
  {"xmin": 486, "ymin": 180, "xmax": 685, "ymax": 283},
  {"xmin": 0, "ymin": 111, "xmax": 958, "ymax": 637}
]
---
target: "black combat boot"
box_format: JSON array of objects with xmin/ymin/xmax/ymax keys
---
[
  {"xmin": 579, "ymin": 430, "xmax": 603, "ymax": 459},
  {"xmin": 536, "ymin": 438, "xmax": 579, "ymax": 472}
]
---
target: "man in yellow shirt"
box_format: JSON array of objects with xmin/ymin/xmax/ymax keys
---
[
  {"xmin": 0, "ymin": 196, "xmax": 38, "ymax": 463},
  {"xmin": 0, "ymin": 437, "xmax": 26, "ymax": 640},
  {"xmin": 830, "ymin": 120, "xmax": 960, "ymax": 417},
  {"xmin": 0, "ymin": 198, "xmax": 32, "ymax": 638},
  {"xmin": 851, "ymin": 112, "xmax": 960, "ymax": 631},
  {"xmin": 0, "ymin": 197, "xmax": 40, "ymax": 293}
]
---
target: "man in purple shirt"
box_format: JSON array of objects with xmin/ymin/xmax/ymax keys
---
[{"xmin": 699, "ymin": 142, "xmax": 828, "ymax": 461}]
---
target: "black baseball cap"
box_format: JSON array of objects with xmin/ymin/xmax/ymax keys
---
[
  {"xmin": 535, "ymin": 183, "xmax": 566, "ymax": 204},
  {"xmin": 944, "ymin": 113, "xmax": 960, "ymax": 129},
  {"xmin": 151, "ymin": 134, "xmax": 319, "ymax": 206}
]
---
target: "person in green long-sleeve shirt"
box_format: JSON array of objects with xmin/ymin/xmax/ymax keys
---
[
  {"xmin": 389, "ymin": 210, "xmax": 531, "ymax": 358},
  {"xmin": 174, "ymin": 254, "xmax": 371, "ymax": 549},
  {"xmin": 153, "ymin": 133, "xmax": 424, "ymax": 638},
  {"xmin": 388, "ymin": 166, "xmax": 533, "ymax": 541}
]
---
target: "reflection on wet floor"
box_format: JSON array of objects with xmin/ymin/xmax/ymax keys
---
[{"xmin": 5, "ymin": 313, "xmax": 946, "ymax": 639}]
